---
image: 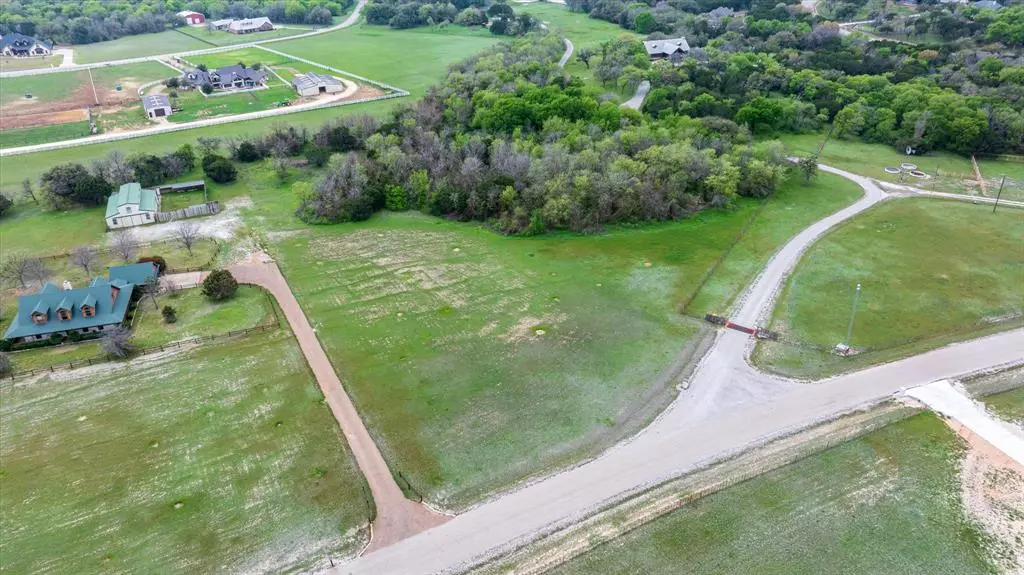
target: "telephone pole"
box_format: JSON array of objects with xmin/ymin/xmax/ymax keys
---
[{"xmin": 844, "ymin": 283, "xmax": 862, "ymax": 348}]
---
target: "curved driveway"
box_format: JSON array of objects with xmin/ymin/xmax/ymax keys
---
[{"xmin": 333, "ymin": 165, "xmax": 1024, "ymax": 573}]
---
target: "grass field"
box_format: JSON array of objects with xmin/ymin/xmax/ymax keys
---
[
  {"xmin": 173, "ymin": 26, "xmax": 311, "ymax": 47},
  {"xmin": 0, "ymin": 331, "xmax": 372, "ymax": 574},
  {"xmin": 779, "ymin": 132, "xmax": 1024, "ymax": 201},
  {"xmin": 273, "ymin": 23, "xmax": 499, "ymax": 97},
  {"xmin": 0, "ymin": 55, "xmax": 64, "ymax": 72},
  {"xmin": 88, "ymin": 61, "xmax": 173, "ymax": 91},
  {"xmin": 132, "ymin": 285, "xmax": 273, "ymax": 348},
  {"xmin": 550, "ymin": 413, "xmax": 994, "ymax": 575},
  {"xmin": 1, "ymin": 61, "xmax": 170, "ymax": 115},
  {"xmin": 73, "ymin": 31, "xmax": 211, "ymax": 63},
  {"xmin": 755, "ymin": 198, "xmax": 1024, "ymax": 378},
  {"xmin": 0, "ymin": 69, "xmax": 88, "ymax": 107},
  {"xmin": 269, "ymin": 171, "xmax": 861, "ymax": 508},
  {"xmin": 187, "ymin": 47, "xmax": 296, "ymax": 70},
  {"xmin": 983, "ymin": 387, "xmax": 1024, "ymax": 427},
  {"xmin": 0, "ymin": 120, "xmax": 94, "ymax": 148}
]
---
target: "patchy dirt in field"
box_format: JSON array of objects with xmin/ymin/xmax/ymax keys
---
[
  {"xmin": 117, "ymin": 197, "xmax": 252, "ymax": 244},
  {"xmin": 958, "ymin": 429, "xmax": 1024, "ymax": 573},
  {"xmin": 0, "ymin": 107, "xmax": 88, "ymax": 129},
  {"xmin": 500, "ymin": 313, "xmax": 568, "ymax": 344}
]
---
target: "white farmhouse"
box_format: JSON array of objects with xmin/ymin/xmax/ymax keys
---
[{"xmin": 105, "ymin": 182, "xmax": 160, "ymax": 229}]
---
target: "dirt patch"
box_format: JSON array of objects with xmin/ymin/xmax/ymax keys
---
[
  {"xmin": 499, "ymin": 314, "xmax": 568, "ymax": 344},
  {"xmin": 0, "ymin": 107, "xmax": 89, "ymax": 129},
  {"xmin": 958, "ymin": 428, "xmax": 1024, "ymax": 573},
  {"xmin": 350, "ymin": 83, "xmax": 385, "ymax": 100},
  {"xmin": 112, "ymin": 196, "xmax": 252, "ymax": 244}
]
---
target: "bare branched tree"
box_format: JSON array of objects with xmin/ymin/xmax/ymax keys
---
[
  {"xmin": 0, "ymin": 253, "xmax": 51, "ymax": 288},
  {"xmin": 197, "ymin": 137, "xmax": 221, "ymax": 156},
  {"xmin": 101, "ymin": 327, "xmax": 134, "ymax": 358},
  {"xmin": 173, "ymin": 221, "xmax": 202, "ymax": 257},
  {"xmin": 21, "ymin": 178, "xmax": 38, "ymax": 204},
  {"xmin": 69, "ymin": 245, "xmax": 99, "ymax": 276},
  {"xmin": 109, "ymin": 229, "xmax": 139, "ymax": 262},
  {"xmin": 140, "ymin": 276, "xmax": 161, "ymax": 311}
]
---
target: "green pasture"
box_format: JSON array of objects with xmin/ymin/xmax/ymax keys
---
[
  {"xmin": 0, "ymin": 55, "xmax": 64, "ymax": 72},
  {"xmin": 0, "ymin": 69, "xmax": 88, "ymax": 107},
  {"xmin": 73, "ymin": 31, "xmax": 210, "ymax": 64},
  {"xmin": 0, "ymin": 121, "xmax": 93, "ymax": 148}
]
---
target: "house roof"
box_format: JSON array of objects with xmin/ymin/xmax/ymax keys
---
[
  {"xmin": 105, "ymin": 182, "xmax": 158, "ymax": 218},
  {"xmin": 109, "ymin": 262, "xmax": 158, "ymax": 287},
  {"xmin": 0, "ymin": 32, "xmax": 53, "ymax": 51},
  {"xmin": 643, "ymin": 37, "xmax": 690, "ymax": 56},
  {"xmin": 215, "ymin": 65, "xmax": 267, "ymax": 84},
  {"xmin": 4, "ymin": 279, "xmax": 136, "ymax": 340},
  {"xmin": 141, "ymin": 94, "xmax": 171, "ymax": 111},
  {"xmin": 212, "ymin": 19, "xmax": 233, "ymax": 26},
  {"xmin": 177, "ymin": 10, "xmax": 204, "ymax": 17},
  {"xmin": 973, "ymin": 0, "xmax": 1002, "ymax": 9},
  {"xmin": 228, "ymin": 17, "xmax": 273, "ymax": 31},
  {"xmin": 292, "ymin": 72, "xmax": 343, "ymax": 90}
]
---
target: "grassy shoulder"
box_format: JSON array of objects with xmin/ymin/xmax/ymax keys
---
[
  {"xmin": 270, "ymin": 171, "xmax": 861, "ymax": 509},
  {"xmin": 755, "ymin": 197, "xmax": 1024, "ymax": 379},
  {"xmin": 0, "ymin": 55, "xmax": 63, "ymax": 72},
  {"xmin": 550, "ymin": 413, "xmax": 994, "ymax": 575},
  {"xmin": 779, "ymin": 132, "xmax": 1024, "ymax": 201},
  {"xmin": 0, "ymin": 331, "xmax": 372, "ymax": 574},
  {"xmin": 983, "ymin": 387, "xmax": 1024, "ymax": 427}
]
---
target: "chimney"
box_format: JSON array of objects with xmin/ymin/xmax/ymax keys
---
[{"xmin": 63, "ymin": 280, "xmax": 73, "ymax": 290}]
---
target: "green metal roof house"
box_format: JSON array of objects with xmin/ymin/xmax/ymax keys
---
[
  {"xmin": 105, "ymin": 182, "xmax": 160, "ymax": 229},
  {"xmin": 3, "ymin": 262, "xmax": 158, "ymax": 344}
]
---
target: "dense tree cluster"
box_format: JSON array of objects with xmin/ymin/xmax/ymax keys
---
[
  {"xmin": 289, "ymin": 34, "xmax": 790, "ymax": 233},
  {"xmin": 37, "ymin": 145, "xmax": 195, "ymax": 208},
  {"xmin": 365, "ymin": 0, "xmax": 537, "ymax": 34},
  {"xmin": 0, "ymin": 0, "xmax": 349, "ymax": 45}
]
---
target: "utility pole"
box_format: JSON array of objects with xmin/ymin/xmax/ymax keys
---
[
  {"xmin": 844, "ymin": 283, "xmax": 862, "ymax": 348},
  {"xmin": 992, "ymin": 175, "xmax": 1005, "ymax": 214}
]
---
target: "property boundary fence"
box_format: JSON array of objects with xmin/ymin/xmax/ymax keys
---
[{"xmin": 154, "ymin": 200, "xmax": 220, "ymax": 222}]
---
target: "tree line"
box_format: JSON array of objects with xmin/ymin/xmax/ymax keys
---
[
  {"xmin": 0, "ymin": 0, "xmax": 349, "ymax": 45},
  {"xmin": 365, "ymin": 0, "xmax": 538, "ymax": 35}
]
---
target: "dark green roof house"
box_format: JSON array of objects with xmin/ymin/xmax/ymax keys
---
[{"xmin": 3, "ymin": 262, "xmax": 157, "ymax": 344}]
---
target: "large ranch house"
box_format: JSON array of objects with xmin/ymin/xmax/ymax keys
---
[
  {"xmin": 211, "ymin": 17, "xmax": 275, "ymax": 34},
  {"xmin": 644, "ymin": 37, "xmax": 690, "ymax": 61},
  {"xmin": 0, "ymin": 32, "xmax": 53, "ymax": 57},
  {"xmin": 184, "ymin": 64, "xmax": 268, "ymax": 90},
  {"xmin": 3, "ymin": 263, "xmax": 157, "ymax": 344}
]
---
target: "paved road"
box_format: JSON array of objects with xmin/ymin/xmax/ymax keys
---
[
  {"xmin": 228, "ymin": 258, "xmax": 449, "ymax": 551},
  {"xmin": 0, "ymin": 0, "xmax": 368, "ymax": 79},
  {"xmin": 621, "ymin": 80, "xmax": 650, "ymax": 110},
  {"xmin": 334, "ymin": 165, "xmax": 1024, "ymax": 573}
]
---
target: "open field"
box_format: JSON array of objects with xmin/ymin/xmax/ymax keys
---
[
  {"xmin": 549, "ymin": 413, "xmax": 996, "ymax": 575},
  {"xmin": 73, "ymin": 31, "xmax": 211, "ymax": 63},
  {"xmin": 0, "ymin": 331, "xmax": 372, "ymax": 574},
  {"xmin": 0, "ymin": 120, "xmax": 94, "ymax": 148},
  {"xmin": 779, "ymin": 132, "xmax": 1024, "ymax": 201},
  {"xmin": 186, "ymin": 47, "xmax": 296, "ymax": 70},
  {"xmin": 0, "ymin": 55, "xmax": 64, "ymax": 72},
  {"xmin": 269, "ymin": 171, "xmax": 860, "ymax": 508},
  {"xmin": 272, "ymin": 23, "xmax": 499, "ymax": 97},
  {"xmin": 755, "ymin": 198, "xmax": 1024, "ymax": 379},
  {"xmin": 1, "ymin": 70, "xmax": 89, "ymax": 107}
]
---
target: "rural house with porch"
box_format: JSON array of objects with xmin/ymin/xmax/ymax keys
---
[
  {"xmin": 3, "ymin": 263, "xmax": 157, "ymax": 344},
  {"xmin": 0, "ymin": 33, "xmax": 53, "ymax": 57},
  {"xmin": 184, "ymin": 65, "xmax": 268, "ymax": 90},
  {"xmin": 227, "ymin": 17, "xmax": 275, "ymax": 34}
]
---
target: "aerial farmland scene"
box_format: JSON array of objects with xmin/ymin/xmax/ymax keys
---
[{"xmin": 0, "ymin": 0, "xmax": 1022, "ymax": 573}]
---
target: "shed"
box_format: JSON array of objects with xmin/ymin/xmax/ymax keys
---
[
  {"xmin": 291, "ymin": 72, "xmax": 345, "ymax": 97},
  {"xmin": 105, "ymin": 182, "xmax": 161, "ymax": 229},
  {"xmin": 155, "ymin": 180, "xmax": 206, "ymax": 194},
  {"xmin": 142, "ymin": 94, "xmax": 172, "ymax": 119}
]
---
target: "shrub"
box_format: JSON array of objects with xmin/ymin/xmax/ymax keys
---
[
  {"xmin": 138, "ymin": 256, "xmax": 168, "ymax": 274},
  {"xmin": 0, "ymin": 339, "xmax": 11, "ymax": 352},
  {"xmin": 49, "ymin": 333, "xmax": 63, "ymax": 345},
  {"xmin": 201, "ymin": 82, "xmax": 214, "ymax": 95},
  {"xmin": 236, "ymin": 141, "xmax": 262, "ymax": 162},
  {"xmin": 202, "ymin": 154, "xmax": 237, "ymax": 183},
  {"xmin": 0, "ymin": 352, "xmax": 10, "ymax": 376},
  {"xmin": 68, "ymin": 331, "xmax": 83, "ymax": 343},
  {"xmin": 202, "ymin": 269, "xmax": 238, "ymax": 301},
  {"xmin": 162, "ymin": 305, "xmax": 178, "ymax": 324},
  {"xmin": 102, "ymin": 327, "xmax": 133, "ymax": 358},
  {"xmin": 0, "ymin": 193, "xmax": 11, "ymax": 217}
]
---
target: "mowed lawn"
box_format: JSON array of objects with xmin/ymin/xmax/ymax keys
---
[
  {"xmin": 0, "ymin": 55, "xmax": 64, "ymax": 72},
  {"xmin": 756, "ymin": 198, "xmax": 1024, "ymax": 378},
  {"xmin": 72, "ymin": 30, "xmax": 210, "ymax": 63},
  {"xmin": 188, "ymin": 47, "xmax": 296, "ymax": 70},
  {"xmin": 550, "ymin": 414, "xmax": 994, "ymax": 575},
  {"xmin": 272, "ymin": 23, "xmax": 499, "ymax": 96},
  {"xmin": 0, "ymin": 69, "xmax": 89, "ymax": 107},
  {"xmin": 0, "ymin": 332, "xmax": 372, "ymax": 574},
  {"xmin": 271, "ymin": 172, "xmax": 861, "ymax": 508}
]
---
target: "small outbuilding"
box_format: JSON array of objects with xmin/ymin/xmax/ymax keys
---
[
  {"xmin": 177, "ymin": 10, "xmax": 206, "ymax": 25},
  {"xmin": 291, "ymin": 72, "xmax": 345, "ymax": 97},
  {"xmin": 106, "ymin": 182, "xmax": 161, "ymax": 229},
  {"xmin": 142, "ymin": 94, "xmax": 172, "ymax": 119}
]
